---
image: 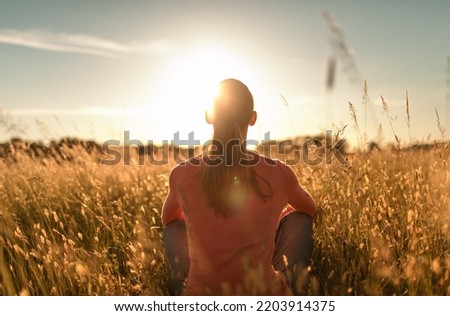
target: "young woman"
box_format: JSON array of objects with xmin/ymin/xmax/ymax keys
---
[{"xmin": 162, "ymin": 79, "xmax": 317, "ymax": 295}]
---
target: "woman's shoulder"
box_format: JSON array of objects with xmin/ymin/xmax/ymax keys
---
[
  {"xmin": 252, "ymin": 153, "xmax": 296, "ymax": 180},
  {"xmin": 252, "ymin": 153, "xmax": 290, "ymax": 169},
  {"xmin": 169, "ymin": 155, "xmax": 203, "ymax": 179}
]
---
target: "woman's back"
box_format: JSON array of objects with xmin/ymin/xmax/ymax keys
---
[{"xmin": 164, "ymin": 153, "xmax": 316, "ymax": 295}]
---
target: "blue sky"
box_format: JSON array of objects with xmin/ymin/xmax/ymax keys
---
[{"xmin": 0, "ymin": 0, "xmax": 449, "ymax": 147}]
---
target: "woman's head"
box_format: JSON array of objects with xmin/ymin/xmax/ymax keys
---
[{"xmin": 206, "ymin": 79, "xmax": 257, "ymax": 138}]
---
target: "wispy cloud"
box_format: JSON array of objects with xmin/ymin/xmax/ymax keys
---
[
  {"xmin": 6, "ymin": 106, "xmax": 153, "ymax": 117},
  {"xmin": 0, "ymin": 28, "xmax": 175, "ymax": 58},
  {"xmin": 7, "ymin": 107, "xmax": 122, "ymax": 116}
]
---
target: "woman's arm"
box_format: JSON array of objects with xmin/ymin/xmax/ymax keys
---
[
  {"xmin": 285, "ymin": 165, "xmax": 317, "ymax": 219},
  {"xmin": 162, "ymin": 168, "xmax": 184, "ymax": 225}
]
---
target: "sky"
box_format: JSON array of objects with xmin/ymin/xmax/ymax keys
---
[{"xmin": 0, "ymin": 0, "xmax": 449, "ymax": 148}]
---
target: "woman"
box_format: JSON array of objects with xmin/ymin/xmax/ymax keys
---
[{"xmin": 162, "ymin": 79, "xmax": 317, "ymax": 295}]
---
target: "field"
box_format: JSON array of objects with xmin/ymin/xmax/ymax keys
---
[{"xmin": 0, "ymin": 137, "xmax": 449, "ymax": 296}]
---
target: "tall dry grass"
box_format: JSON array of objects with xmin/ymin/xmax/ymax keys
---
[
  {"xmin": 303, "ymin": 146, "xmax": 450, "ymax": 295},
  {"xmin": 0, "ymin": 148, "xmax": 171, "ymax": 295},
  {"xmin": 0, "ymin": 132, "xmax": 449, "ymax": 295}
]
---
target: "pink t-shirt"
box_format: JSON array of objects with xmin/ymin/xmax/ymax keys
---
[{"xmin": 162, "ymin": 154, "xmax": 317, "ymax": 295}]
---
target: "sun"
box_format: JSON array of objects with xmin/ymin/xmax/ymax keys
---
[{"xmin": 131, "ymin": 45, "xmax": 265, "ymax": 144}]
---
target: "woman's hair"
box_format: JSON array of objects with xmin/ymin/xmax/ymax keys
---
[{"xmin": 202, "ymin": 79, "xmax": 272, "ymax": 217}]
